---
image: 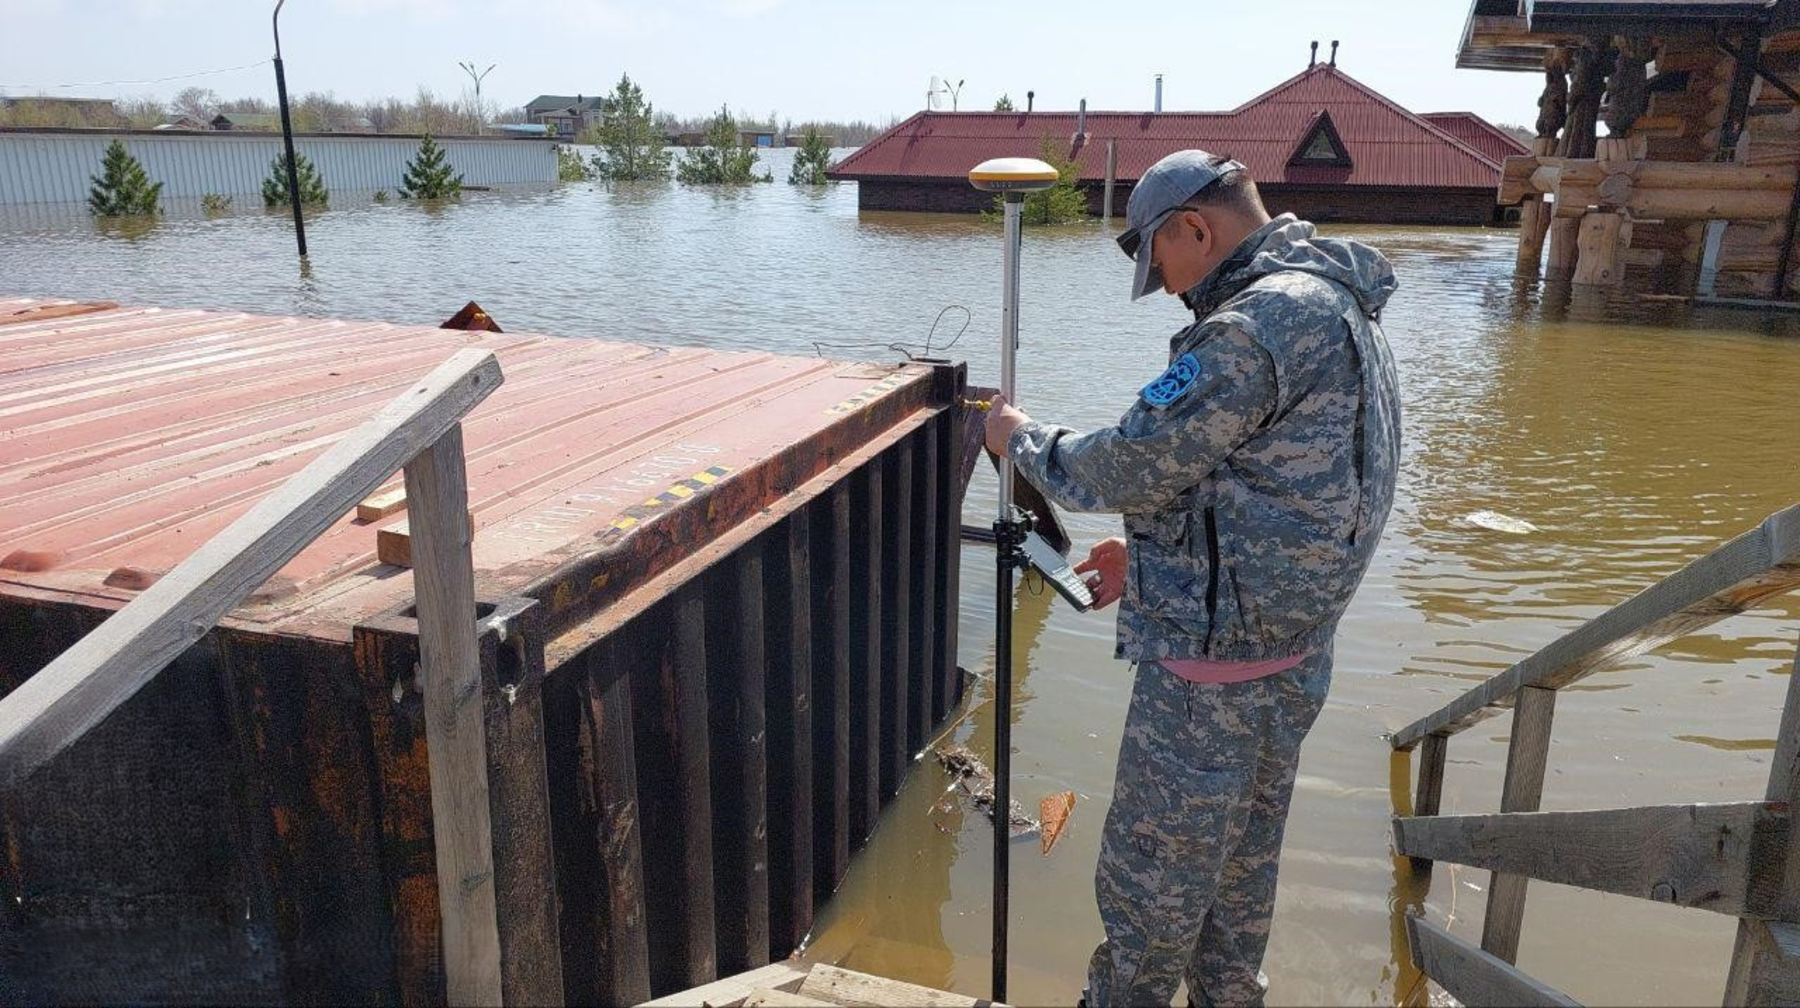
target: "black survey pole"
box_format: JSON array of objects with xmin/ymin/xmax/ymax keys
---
[{"xmin": 273, "ymin": 0, "xmax": 307, "ymax": 258}]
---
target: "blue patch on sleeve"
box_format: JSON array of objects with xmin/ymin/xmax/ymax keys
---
[{"xmin": 1140, "ymin": 352, "xmax": 1202, "ymax": 408}]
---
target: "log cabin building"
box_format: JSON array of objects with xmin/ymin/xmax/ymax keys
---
[
  {"xmin": 1463, "ymin": 0, "xmax": 1800, "ymax": 297},
  {"xmin": 827, "ymin": 49, "xmax": 1527, "ymax": 226}
]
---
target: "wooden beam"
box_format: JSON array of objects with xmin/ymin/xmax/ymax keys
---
[
  {"xmin": 1552, "ymin": 184, "xmax": 1793, "ymax": 221},
  {"xmin": 1391, "ymin": 504, "xmax": 1800, "ymax": 750},
  {"xmin": 639, "ymin": 961, "xmax": 810, "ymax": 1008},
  {"xmin": 744, "ymin": 988, "xmax": 838, "ymax": 1008},
  {"xmin": 799, "ymin": 963, "xmax": 1008, "ymax": 1007},
  {"xmin": 1480, "ymin": 686, "xmax": 1555, "ymax": 964},
  {"xmin": 375, "ymin": 510, "xmax": 475, "ymax": 568},
  {"xmin": 1726, "ymin": 637, "xmax": 1800, "ymax": 1005},
  {"xmin": 356, "ymin": 486, "xmax": 407, "ymax": 521},
  {"xmin": 1394, "ymin": 801, "xmax": 1788, "ymax": 917},
  {"xmin": 404, "ymin": 422, "xmax": 504, "ymax": 1007},
  {"xmin": 1410, "ymin": 734, "xmax": 1449, "ymax": 873},
  {"xmin": 1573, "ymin": 212, "xmax": 1626, "ymax": 286},
  {"xmin": 0, "ymin": 349, "xmax": 501, "ymax": 790},
  {"xmin": 1406, "ymin": 916, "xmax": 1582, "ymax": 1007}
]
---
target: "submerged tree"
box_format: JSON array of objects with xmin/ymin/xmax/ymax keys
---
[
  {"xmin": 399, "ymin": 133, "xmax": 463, "ymax": 199},
  {"xmin": 677, "ymin": 106, "xmax": 771, "ymax": 184},
  {"xmin": 260, "ymin": 151, "xmax": 329, "ymax": 207},
  {"xmin": 556, "ymin": 144, "xmax": 592, "ymax": 181},
  {"xmin": 88, "ymin": 140, "xmax": 163, "ymax": 217},
  {"xmin": 1005, "ymin": 136, "xmax": 1087, "ymax": 225},
  {"xmin": 787, "ymin": 126, "xmax": 833, "ymax": 185},
  {"xmin": 590, "ymin": 73, "xmax": 672, "ymax": 181}
]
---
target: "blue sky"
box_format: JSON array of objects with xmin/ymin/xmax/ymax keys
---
[{"xmin": 0, "ymin": 0, "xmax": 1542, "ymax": 125}]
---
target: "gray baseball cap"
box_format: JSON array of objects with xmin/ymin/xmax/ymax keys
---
[{"xmin": 1117, "ymin": 150, "xmax": 1247, "ymax": 300}]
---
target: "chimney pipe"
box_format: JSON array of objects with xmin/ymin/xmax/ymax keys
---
[
  {"xmin": 1077, "ymin": 98, "xmax": 1086, "ymax": 136},
  {"xmin": 1329, "ymin": 40, "xmax": 1339, "ymax": 67},
  {"xmin": 1309, "ymin": 41, "xmax": 1318, "ymax": 68},
  {"xmin": 1027, "ymin": 89, "xmax": 1035, "ymax": 112},
  {"xmin": 1154, "ymin": 73, "xmax": 1163, "ymax": 113}
]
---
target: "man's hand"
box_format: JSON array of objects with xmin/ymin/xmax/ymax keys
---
[
  {"xmin": 982, "ymin": 393, "xmax": 1031, "ymax": 456},
  {"xmin": 1074, "ymin": 536, "xmax": 1127, "ymax": 610}
]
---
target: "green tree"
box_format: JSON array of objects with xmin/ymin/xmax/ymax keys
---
[
  {"xmin": 590, "ymin": 73, "xmax": 672, "ymax": 181},
  {"xmin": 556, "ymin": 144, "xmax": 592, "ymax": 181},
  {"xmin": 261, "ymin": 151, "xmax": 329, "ymax": 207},
  {"xmin": 87, "ymin": 140, "xmax": 162, "ymax": 217},
  {"xmin": 677, "ymin": 106, "xmax": 771, "ymax": 184},
  {"xmin": 994, "ymin": 136, "xmax": 1088, "ymax": 225},
  {"xmin": 993, "ymin": 93, "xmax": 1015, "ymax": 112},
  {"xmin": 399, "ymin": 133, "xmax": 463, "ymax": 199},
  {"xmin": 787, "ymin": 126, "xmax": 833, "ymax": 185}
]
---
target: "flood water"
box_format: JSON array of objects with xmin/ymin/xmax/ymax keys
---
[{"xmin": 4, "ymin": 146, "xmax": 1799, "ymax": 1006}]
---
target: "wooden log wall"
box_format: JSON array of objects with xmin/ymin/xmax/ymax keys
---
[
  {"xmin": 1715, "ymin": 32, "xmax": 1800, "ymax": 297},
  {"xmin": 544, "ymin": 410, "xmax": 968, "ymax": 1005}
]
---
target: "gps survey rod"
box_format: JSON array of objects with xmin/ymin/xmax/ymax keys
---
[{"xmin": 966, "ymin": 156, "xmax": 1057, "ymax": 1004}]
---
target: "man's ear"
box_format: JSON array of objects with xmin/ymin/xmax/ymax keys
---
[{"xmin": 1185, "ymin": 209, "xmax": 1211, "ymax": 254}]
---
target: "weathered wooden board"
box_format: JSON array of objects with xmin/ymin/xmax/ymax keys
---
[
  {"xmin": 799, "ymin": 963, "xmax": 1008, "ymax": 1007},
  {"xmin": 1480, "ymin": 686, "xmax": 1555, "ymax": 964},
  {"xmin": 1395, "ymin": 801, "xmax": 1787, "ymax": 916},
  {"xmin": 1406, "ymin": 917, "xmax": 1582, "ymax": 1007},
  {"xmin": 1393, "ymin": 505, "xmax": 1800, "ymax": 750},
  {"xmin": 638, "ymin": 960, "xmax": 810, "ymax": 1007}
]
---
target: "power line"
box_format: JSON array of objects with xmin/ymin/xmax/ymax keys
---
[{"xmin": 0, "ymin": 59, "xmax": 272, "ymax": 92}]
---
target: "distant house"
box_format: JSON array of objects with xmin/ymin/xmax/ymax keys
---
[
  {"xmin": 495, "ymin": 122, "xmax": 552, "ymax": 138},
  {"xmin": 525, "ymin": 94, "xmax": 605, "ymax": 139},
  {"xmin": 785, "ymin": 133, "xmax": 835, "ymax": 148},
  {"xmin": 740, "ymin": 130, "xmax": 776, "ymax": 148},
  {"xmin": 154, "ymin": 114, "xmax": 209, "ymax": 131},
  {"xmin": 828, "ymin": 60, "xmax": 1522, "ymax": 225},
  {"xmin": 211, "ymin": 112, "xmax": 280, "ymax": 131},
  {"xmin": 0, "ymin": 96, "xmax": 126, "ymax": 127}
]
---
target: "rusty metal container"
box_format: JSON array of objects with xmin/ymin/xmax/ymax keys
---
[{"xmin": 0, "ymin": 297, "xmax": 971, "ymax": 1005}]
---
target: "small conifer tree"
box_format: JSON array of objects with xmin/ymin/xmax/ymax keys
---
[
  {"xmin": 591, "ymin": 73, "xmax": 672, "ymax": 181},
  {"xmin": 786, "ymin": 126, "xmax": 833, "ymax": 185},
  {"xmin": 399, "ymin": 134, "xmax": 463, "ymax": 199},
  {"xmin": 87, "ymin": 140, "xmax": 163, "ymax": 217},
  {"xmin": 677, "ymin": 106, "xmax": 771, "ymax": 184},
  {"xmin": 261, "ymin": 151, "xmax": 329, "ymax": 207}
]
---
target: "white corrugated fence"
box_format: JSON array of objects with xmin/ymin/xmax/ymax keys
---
[{"xmin": 0, "ymin": 130, "xmax": 558, "ymax": 205}]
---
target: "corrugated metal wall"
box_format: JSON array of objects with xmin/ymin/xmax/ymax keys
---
[{"xmin": 0, "ymin": 131, "xmax": 557, "ymax": 205}]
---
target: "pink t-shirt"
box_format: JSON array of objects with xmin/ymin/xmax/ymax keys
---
[{"xmin": 1159, "ymin": 652, "xmax": 1309, "ymax": 685}]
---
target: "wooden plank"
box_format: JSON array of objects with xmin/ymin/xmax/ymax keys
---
[
  {"xmin": 375, "ymin": 510, "xmax": 474, "ymax": 568},
  {"xmin": 0, "ymin": 348, "xmax": 502, "ymax": 789},
  {"xmin": 812, "ymin": 487, "xmax": 853, "ymax": 896},
  {"xmin": 1480, "ymin": 686, "xmax": 1556, "ymax": 965},
  {"xmin": 851, "ymin": 462, "xmax": 883, "ymax": 843},
  {"xmin": 639, "ymin": 960, "xmax": 811, "ymax": 1008},
  {"xmin": 1406, "ymin": 917, "xmax": 1582, "ymax": 1008},
  {"xmin": 881, "ymin": 440, "xmax": 914, "ymax": 795},
  {"xmin": 744, "ymin": 988, "xmax": 839, "ymax": 1008},
  {"xmin": 1727, "ymin": 637, "xmax": 1800, "ymax": 1004},
  {"xmin": 765, "ymin": 512, "xmax": 814, "ymax": 955},
  {"xmin": 356, "ymin": 486, "xmax": 407, "ymax": 521},
  {"xmin": 1572, "ymin": 211, "xmax": 1626, "ymax": 287},
  {"xmin": 1394, "ymin": 801, "xmax": 1786, "ymax": 916},
  {"xmin": 799, "ymin": 963, "xmax": 1006, "ymax": 1007},
  {"xmin": 1392, "ymin": 504, "xmax": 1800, "ymax": 750},
  {"xmin": 404, "ymin": 423, "xmax": 504, "ymax": 1007},
  {"xmin": 708, "ymin": 551, "xmax": 772, "ymax": 977},
  {"xmin": 631, "ymin": 590, "xmax": 717, "ymax": 991},
  {"xmin": 1409, "ymin": 734, "xmax": 1449, "ymax": 873}
]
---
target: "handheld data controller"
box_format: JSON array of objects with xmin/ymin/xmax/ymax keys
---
[{"xmin": 1019, "ymin": 529, "xmax": 1094, "ymax": 611}]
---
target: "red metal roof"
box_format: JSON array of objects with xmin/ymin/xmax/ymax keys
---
[
  {"xmin": 0, "ymin": 297, "xmax": 940, "ymax": 640},
  {"xmin": 1421, "ymin": 112, "xmax": 1531, "ymax": 164},
  {"xmin": 829, "ymin": 65, "xmax": 1506, "ymax": 190}
]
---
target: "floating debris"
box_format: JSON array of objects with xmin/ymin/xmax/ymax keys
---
[
  {"xmin": 935, "ymin": 745, "xmax": 1038, "ymax": 836},
  {"xmin": 1039, "ymin": 791, "xmax": 1077, "ymax": 857},
  {"xmin": 1463, "ymin": 510, "xmax": 1538, "ymax": 535}
]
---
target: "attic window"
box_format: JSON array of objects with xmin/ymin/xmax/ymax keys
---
[{"xmin": 1290, "ymin": 110, "xmax": 1352, "ymax": 167}]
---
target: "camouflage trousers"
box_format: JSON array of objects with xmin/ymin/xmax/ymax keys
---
[{"xmin": 1086, "ymin": 649, "xmax": 1331, "ymax": 1007}]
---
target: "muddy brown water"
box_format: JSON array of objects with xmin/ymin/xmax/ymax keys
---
[{"xmin": 3, "ymin": 147, "xmax": 1798, "ymax": 1005}]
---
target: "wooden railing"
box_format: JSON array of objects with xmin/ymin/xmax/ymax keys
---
[
  {"xmin": 1391, "ymin": 503, "xmax": 1800, "ymax": 1006},
  {"xmin": 0, "ymin": 350, "xmax": 512, "ymax": 1007}
]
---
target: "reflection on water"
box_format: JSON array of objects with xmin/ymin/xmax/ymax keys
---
[{"xmin": 3, "ymin": 150, "xmax": 1799, "ymax": 1005}]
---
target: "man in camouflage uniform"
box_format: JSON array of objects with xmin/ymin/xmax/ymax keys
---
[{"xmin": 983, "ymin": 150, "xmax": 1401, "ymax": 1006}]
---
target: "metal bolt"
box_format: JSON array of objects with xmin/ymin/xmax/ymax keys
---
[{"xmin": 1651, "ymin": 881, "xmax": 1676, "ymax": 902}]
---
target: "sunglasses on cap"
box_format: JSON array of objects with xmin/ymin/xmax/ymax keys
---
[{"xmin": 1114, "ymin": 157, "xmax": 1244, "ymax": 261}]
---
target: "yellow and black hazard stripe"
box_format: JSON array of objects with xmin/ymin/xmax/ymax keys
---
[
  {"xmin": 825, "ymin": 374, "xmax": 908, "ymax": 416},
  {"xmin": 602, "ymin": 465, "xmax": 733, "ymax": 539}
]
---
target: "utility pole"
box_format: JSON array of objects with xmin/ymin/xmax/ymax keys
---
[
  {"xmin": 459, "ymin": 61, "xmax": 496, "ymax": 134},
  {"xmin": 272, "ymin": 0, "xmax": 306, "ymax": 258}
]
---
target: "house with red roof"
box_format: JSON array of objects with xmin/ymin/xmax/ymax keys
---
[{"xmin": 828, "ymin": 61, "xmax": 1526, "ymax": 226}]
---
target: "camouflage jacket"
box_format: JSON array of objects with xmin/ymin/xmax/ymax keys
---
[{"xmin": 1008, "ymin": 215, "xmax": 1402, "ymax": 662}]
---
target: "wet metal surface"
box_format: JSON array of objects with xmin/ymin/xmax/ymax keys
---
[{"xmin": 3, "ymin": 146, "xmax": 1800, "ymax": 1005}]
